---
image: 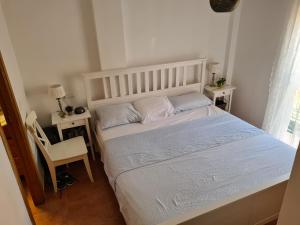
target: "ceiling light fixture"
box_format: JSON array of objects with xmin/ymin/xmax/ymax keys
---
[{"xmin": 210, "ymin": 0, "xmax": 240, "ymax": 13}]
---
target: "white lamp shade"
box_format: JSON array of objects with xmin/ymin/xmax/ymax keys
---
[
  {"xmin": 48, "ymin": 84, "xmax": 66, "ymax": 99},
  {"xmin": 208, "ymin": 63, "xmax": 220, "ymax": 74}
]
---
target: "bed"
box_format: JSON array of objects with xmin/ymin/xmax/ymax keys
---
[{"xmin": 83, "ymin": 59, "xmax": 296, "ymax": 225}]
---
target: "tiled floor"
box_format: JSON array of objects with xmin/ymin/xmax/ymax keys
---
[{"xmin": 27, "ymin": 156, "xmax": 126, "ymax": 225}]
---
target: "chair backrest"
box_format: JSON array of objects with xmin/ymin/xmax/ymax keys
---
[{"xmin": 25, "ymin": 111, "xmax": 52, "ymax": 163}]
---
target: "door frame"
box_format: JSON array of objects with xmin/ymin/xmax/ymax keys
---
[{"xmin": 0, "ymin": 51, "xmax": 45, "ymax": 205}]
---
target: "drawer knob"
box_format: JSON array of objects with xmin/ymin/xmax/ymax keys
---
[
  {"xmin": 222, "ymin": 92, "xmax": 225, "ymax": 94},
  {"xmin": 72, "ymin": 122, "xmax": 75, "ymax": 125}
]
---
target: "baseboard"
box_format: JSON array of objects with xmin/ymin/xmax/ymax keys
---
[{"xmin": 254, "ymin": 213, "xmax": 278, "ymax": 225}]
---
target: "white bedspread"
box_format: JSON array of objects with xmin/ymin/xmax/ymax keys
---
[
  {"xmin": 98, "ymin": 110, "xmax": 296, "ymax": 225},
  {"xmin": 115, "ymin": 135, "xmax": 294, "ymax": 225}
]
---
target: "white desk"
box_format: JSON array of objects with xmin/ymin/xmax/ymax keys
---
[
  {"xmin": 204, "ymin": 85, "xmax": 236, "ymax": 112},
  {"xmin": 51, "ymin": 108, "xmax": 95, "ymax": 160}
]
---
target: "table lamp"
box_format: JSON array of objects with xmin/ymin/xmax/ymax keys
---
[
  {"xmin": 49, "ymin": 84, "xmax": 66, "ymax": 117},
  {"xmin": 208, "ymin": 62, "xmax": 220, "ymax": 87}
]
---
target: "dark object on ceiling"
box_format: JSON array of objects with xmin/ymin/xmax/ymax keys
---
[{"xmin": 210, "ymin": 0, "xmax": 240, "ymax": 12}]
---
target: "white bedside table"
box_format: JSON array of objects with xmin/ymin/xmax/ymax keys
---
[
  {"xmin": 51, "ymin": 108, "xmax": 95, "ymax": 160},
  {"xmin": 204, "ymin": 85, "xmax": 236, "ymax": 112}
]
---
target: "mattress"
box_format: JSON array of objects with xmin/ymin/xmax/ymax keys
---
[{"xmin": 97, "ymin": 107, "xmax": 296, "ymax": 225}]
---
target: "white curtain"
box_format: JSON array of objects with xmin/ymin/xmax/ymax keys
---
[{"xmin": 263, "ymin": 0, "xmax": 300, "ymax": 141}]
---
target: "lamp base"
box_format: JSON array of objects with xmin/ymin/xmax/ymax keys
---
[
  {"xmin": 210, "ymin": 73, "xmax": 216, "ymax": 87},
  {"xmin": 57, "ymin": 98, "xmax": 66, "ymax": 118},
  {"xmin": 58, "ymin": 111, "xmax": 66, "ymax": 118}
]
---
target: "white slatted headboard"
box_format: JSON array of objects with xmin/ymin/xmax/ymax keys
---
[{"xmin": 83, "ymin": 59, "xmax": 207, "ymax": 112}]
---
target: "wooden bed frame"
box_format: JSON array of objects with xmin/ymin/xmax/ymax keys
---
[{"xmin": 83, "ymin": 59, "xmax": 287, "ymax": 225}]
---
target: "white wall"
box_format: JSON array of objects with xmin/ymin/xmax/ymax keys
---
[
  {"xmin": 231, "ymin": 0, "xmax": 294, "ymax": 128},
  {"xmin": 1, "ymin": 0, "xmax": 100, "ymax": 126},
  {"xmin": 0, "ymin": 1, "xmax": 28, "ymax": 121},
  {"xmin": 0, "ymin": 136, "xmax": 32, "ymax": 225},
  {"xmin": 122, "ymin": 0, "xmax": 231, "ymax": 68},
  {"xmin": 0, "ymin": 1, "xmax": 43, "ymax": 181},
  {"xmin": 94, "ymin": 0, "xmax": 232, "ymax": 70},
  {"xmin": 92, "ymin": 0, "xmax": 127, "ymax": 70}
]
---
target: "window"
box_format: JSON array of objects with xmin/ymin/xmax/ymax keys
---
[
  {"xmin": 284, "ymin": 90, "xmax": 300, "ymax": 147},
  {"xmin": 262, "ymin": 3, "xmax": 300, "ymax": 147}
]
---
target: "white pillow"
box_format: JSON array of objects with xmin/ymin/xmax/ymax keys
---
[
  {"xmin": 133, "ymin": 96, "xmax": 174, "ymax": 124},
  {"xmin": 95, "ymin": 103, "xmax": 142, "ymax": 129},
  {"xmin": 168, "ymin": 92, "xmax": 212, "ymax": 113}
]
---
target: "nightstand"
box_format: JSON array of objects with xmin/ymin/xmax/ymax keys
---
[
  {"xmin": 51, "ymin": 108, "xmax": 95, "ymax": 160},
  {"xmin": 204, "ymin": 85, "xmax": 236, "ymax": 112}
]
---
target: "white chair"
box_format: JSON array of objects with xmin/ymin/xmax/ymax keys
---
[{"xmin": 25, "ymin": 111, "xmax": 94, "ymax": 192}]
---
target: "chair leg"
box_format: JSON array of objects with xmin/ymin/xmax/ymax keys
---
[
  {"xmin": 49, "ymin": 164, "xmax": 57, "ymax": 192},
  {"xmin": 83, "ymin": 154, "xmax": 94, "ymax": 182}
]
